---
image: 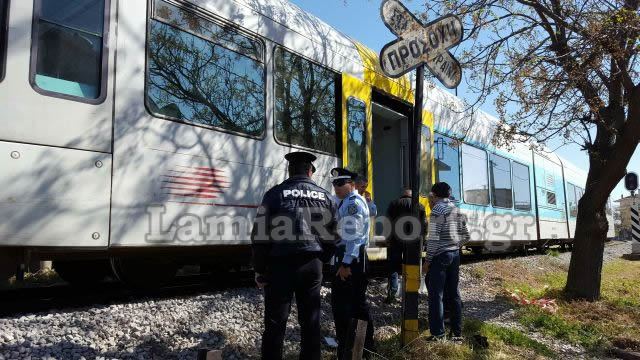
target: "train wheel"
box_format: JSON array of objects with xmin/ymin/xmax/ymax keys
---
[
  {"xmin": 110, "ymin": 257, "xmax": 178, "ymax": 288},
  {"xmin": 53, "ymin": 260, "xmax": 111, "ymax": 286}
]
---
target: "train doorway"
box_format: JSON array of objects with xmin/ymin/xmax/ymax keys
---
[{"xmin": 371, "ymin": 91, "xmax": 413, "ymax": 237}]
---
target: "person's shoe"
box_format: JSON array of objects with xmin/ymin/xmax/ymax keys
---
[
  {"xmin": 425, "ymin": 334, "xmax": 445, "ymax": 342},
  {"xmin": 449, "ymin": 335, "xmax": 464, "ymax": 343}
]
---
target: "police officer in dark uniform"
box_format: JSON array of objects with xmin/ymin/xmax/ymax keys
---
[
  {"xmin": 251, "ymin": 151, "xmax": 338, "ymax": 360},
  {"xmin": 330, "ymin": 167, "xmax": 375, "ymax": 359}
]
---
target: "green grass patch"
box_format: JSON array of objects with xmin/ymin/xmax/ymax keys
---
[
  {"xmin": 517, "ymin": 306, "xmax": 605, "ymax": 350},
  {"xmin": 469, "ymin": 267, "xmax": 487, "ymax": 280},
  {"xmin": 2, "ymin": 268, "xmax": 63, "ymax": 289},
  {"xmin": 546, "ymin": 249, "xmax": 560, "ymax": 257},
  {"xmin": 505, "ymin": 258, "xmax": 640, "ymax": 353},
  {"xmin": 374, "ymin": 318, "xmax": 553, "ymax": 359},
  {"xmin": 464, "ymin": 318, "xmax": 555, "ymax": 358}
]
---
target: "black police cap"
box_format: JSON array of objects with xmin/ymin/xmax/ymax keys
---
[
  {"xmin": 330, "ymin": 167, "xmax": 357, "ymax": 181},
  {"xmin": 285, "ymin": 151, "xmax": 317, "ymax": 172}
]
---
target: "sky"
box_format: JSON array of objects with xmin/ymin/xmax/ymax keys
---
[{"xmin": 290, "ymin": 0, "xmax": 640, "ymax": 203}]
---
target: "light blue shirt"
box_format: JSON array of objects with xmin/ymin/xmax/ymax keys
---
[
  {"xmin": 336, "ymin": 190, "xmax": 370, "ymax": 264},
  {"xmin": 367, "ymin": 201, "xmax": 377, "ymax": 217}
]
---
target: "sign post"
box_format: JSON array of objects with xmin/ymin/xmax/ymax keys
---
[
  {"xmin": 379, "ymin": 0, "xmax": 463, "ymax": 345},
  {"xmin": 623, "ymin": 172, "xmax": 640, "ymax": 259},
  {"xmin": 625, "ymin": 172, "xmax": 639, "ymax": 255},
  {"xmin": 632, "ymin": 201, "xmax": 640, "ymax": 254}
]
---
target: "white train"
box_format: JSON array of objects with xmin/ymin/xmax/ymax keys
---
[{"xmin": 0, "ymin": 0, "xmax": 614, "ymax": 286}]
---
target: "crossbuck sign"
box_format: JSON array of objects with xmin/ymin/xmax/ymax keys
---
[{"xmin": 379, "ymin": 0, "xmax": 463, "ymax": 88}]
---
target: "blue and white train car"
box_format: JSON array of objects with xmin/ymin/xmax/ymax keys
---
[
  {"xmin": 423, "ymin": 83, "xmax": 614, "ymax": 252},
  {"xmin": 0, "ymin": 0, "xmax": 614, "ymax": 287}
]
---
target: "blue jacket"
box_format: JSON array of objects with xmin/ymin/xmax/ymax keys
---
[
  {"xmin": 251, "ymin": 175, "xmax": 338, "ymax": 274},
  {"xmin": 336, "ymin": 190, "xmax": 370, "ymax": 265}
]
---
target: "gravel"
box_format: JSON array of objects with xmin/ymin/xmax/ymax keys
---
[{"xmin": 0, "ymin": 241, "xmax": 633, "ymax": 360}]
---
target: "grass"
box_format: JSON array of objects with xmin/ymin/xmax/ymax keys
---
[
  {"xmin": 469, "ymin": 266, "xmax": 487, "ymax": 280},
  {"xmin": 502, "ymin": 258, "xmax": 640, "ymax": 354},
  {"xmin": 545, "ymin": 249, "xmax": 560, "ymax": 257},
  {"xmin": 375, "ymin": 318, "xmax": 554, "ymax": 359},
  {"xmin": 1, "ymin": 268, "xmax": 63, "ymax": 289}
]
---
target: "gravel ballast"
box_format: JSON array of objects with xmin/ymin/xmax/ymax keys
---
[{"xmin": 0, "ymin": 241, "xmax": 633, "ymax": 359}]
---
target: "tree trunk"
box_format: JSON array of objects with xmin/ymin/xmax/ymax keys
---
[{"xmin": 564, "ymin": 197, "xmax": 609, "ymax": 300}]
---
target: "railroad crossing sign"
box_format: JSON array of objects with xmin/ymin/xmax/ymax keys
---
[
  {"xmin": 379, "ymin": 0, "xmax": 463, "ymax": 88},
  {"xmin": 631, "ymin": 202, "xmax": 640, "ymax": 253}
]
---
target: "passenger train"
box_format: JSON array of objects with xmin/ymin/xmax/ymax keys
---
[{"xmin": 0, "ymin": 0, "xmax": 614, "ymax": 286}]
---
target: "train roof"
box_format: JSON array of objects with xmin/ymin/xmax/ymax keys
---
[{"xmin": 210, "ymin": 0, "xmax": 587, "ymax": 174}]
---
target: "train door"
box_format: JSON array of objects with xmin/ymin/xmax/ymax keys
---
[
  {"xmin": 533, "ymin": 152, "xmax": 569, "ymax": 243},
  {"xmin": 369, "ymin": 91, "xmax": 413, "ymax": 237}
]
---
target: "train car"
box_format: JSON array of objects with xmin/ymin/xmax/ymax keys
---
[
  {"xmin": 422, "ymin": 83, "xmax": 615, "ymax": 252},
  {"xmin": 0, "ymin": 0, "xmax": 612, "ymax": 286}
]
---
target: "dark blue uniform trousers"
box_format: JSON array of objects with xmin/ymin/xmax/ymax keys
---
[
  {"xmin": 427, "ymin": 249, "xmax": 463, "ymax": 337},
  {"xmin": 331, "ymin": 246, "xmax": 374, "ymax": 359},
  {"xmin": 262, "ymin": 254, "xmax": 322, "ymax": 360}
]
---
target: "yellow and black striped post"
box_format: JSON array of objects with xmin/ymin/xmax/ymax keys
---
[{"xmin": 401, "ymin": 65, "xmax": 425, "ymax": 345}]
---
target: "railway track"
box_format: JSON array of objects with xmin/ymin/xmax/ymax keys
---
[
  {"xmin": 0, "ymin": 271, "xmax": 255, "ymax": 317},
  {"xmin": 3, "ymin": 242, "xmax": 621, "ymax": 317}
]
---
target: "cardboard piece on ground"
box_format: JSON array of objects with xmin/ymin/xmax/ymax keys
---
[{"xmin": 351, "ymin": 319, "xmax": 368, "ymax": 360}]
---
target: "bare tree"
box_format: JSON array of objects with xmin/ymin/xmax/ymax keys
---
[{"xmin": 419, "ymin": 0, "xmax": 640, "ymax": 300}]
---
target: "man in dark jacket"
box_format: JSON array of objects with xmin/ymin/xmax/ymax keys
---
[
  {"xmin": 251, "ymin": 151, "xmax": 338, "ymax": 360},
  {"xmin": 384, "ymin": 188, "xmax": 427, "ymax": 303}
]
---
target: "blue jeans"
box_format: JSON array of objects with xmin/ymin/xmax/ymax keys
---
[
  {"xmin": 427, "ymin": 250, "xmax": 462, "ymax": 337},
  {"xmin": 387, "ymin": 271, "xmax": 399, "ymax": 298}
]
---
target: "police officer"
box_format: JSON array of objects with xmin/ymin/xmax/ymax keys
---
[
  {"xmin": 251, "ymin": 151, "xmax": 338, "ymax": 360},
  {"xmin": 330, "ymin": 167, "xmax": 375, "ymax": 359}
]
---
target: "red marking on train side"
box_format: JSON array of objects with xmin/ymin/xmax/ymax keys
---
[
  {"xmin": 165, "ymin": 192, "xmax": 219, "ymax": 199},
  {"xmin": 166, "ymin": 200, "xmax": 216, "ymax": 206},
  {"xmin": 161, "ymin": 180, "xmax": 231, "ymax": 188},
  {"xmin": 168, "ymin": 171, "xmax": 228, "ymax": 180},
  {"xmin": 215, "ymin": 204, "xmax": 260, "ymax": 209},
  {"xmin": 161, "ymin": 186, "xmax": 223, "ymax": 194},
  {"xmin": 162, "ymin": 175, "xmax": 230, "ymax": 184}
]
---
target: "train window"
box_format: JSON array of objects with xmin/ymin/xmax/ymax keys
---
[
  {"xmin": 490, "ymin": 153, "xmax": 513, "ymax": 208},
  {"xmin": 434, "ymin": 134, "xmax": 461, "ymax": 201},
  {"xmin": 30, "ymin": 0, "xmax": 109, "ymax": 101},
  {"xmin": 146, "ymin": 0, "xmax": 265, "ymax": 137},
  {"xmin": 461, "ymin": 144, "xmax": 489, "ymax": 205},
  {"xmin": 567, "ymin": 183, "xmax": 578, "ymax": 217},
  {"xmin": 274, "ymin": 47, "xmax": 340, "ymax": 155},
  {"xmin": 512, "ymin": 162, "xmax": 531, "ymax": 211},
  {"xmin": 0, "ymin": 0, "xmax": 8, "ymax": 82},
  {"xmin": 419, "ymin": 125, "xmax": 432, "ymax": 196},
  {"xmin": 346, "ymin": 97, "xmax": 367, "ymax": 177}
]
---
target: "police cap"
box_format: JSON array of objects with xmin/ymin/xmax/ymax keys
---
[
  {"xmin": 285, "ymin": 151, "xmax": 317, "ymax": 173},
  {"xmin": 330, "ymin": 167, "xmax": 358, "ymax": 181}
]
